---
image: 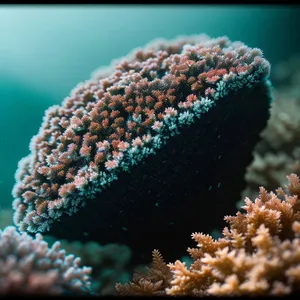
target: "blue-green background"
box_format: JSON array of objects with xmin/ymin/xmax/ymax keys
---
[{"xmin": 0, "ymin": 5, "xmax": 299, "ymax": 208}]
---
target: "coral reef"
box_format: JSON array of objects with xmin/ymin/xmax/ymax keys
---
[
  {"xmin": 12, "ymin": 34, "xmax": 272, "ymax": 263},
  {"xmin": 241, "ymin": 55, "xmax": 300, "ymax": 204},
  {"xmin": 116, "ymin": 174, "xmax": 300, "ymax": 296},
  {"xmin": 0, "ymin": 226, "xmax": 92, "ymax": 295},
  {"xmin": 44, "ymin": 236, "xmax": 132, "ymax": 295}
]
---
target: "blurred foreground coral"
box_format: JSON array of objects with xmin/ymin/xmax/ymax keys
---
[
  {"xmin": 116, "ymin": 174, "xmax": 300, "ymax": 296},
  {"xmin": 0, "ymin": 207, "xmax": 133, "ymax": 295},
  {"xmin": 0, "ymin": 226, "xmax": 92, "ymax": 295}
]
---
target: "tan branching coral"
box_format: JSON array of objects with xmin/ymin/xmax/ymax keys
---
[
  {"xmin": 115, "ymin": 249, "xmax": 172, "ymax": 296},
  {"xmin": 116, "ymin": 174, "xmax": 300, "ymax": 296}
]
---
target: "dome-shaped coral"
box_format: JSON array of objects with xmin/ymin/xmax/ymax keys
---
[{"xmin": 12, "ymin": 35, "xmax": 272, "ymax": 263}]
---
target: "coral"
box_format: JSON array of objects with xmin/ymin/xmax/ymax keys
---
[
  {"xmin": 241, "ymin": 54, "xmax": 300, "ymax": 204},
  {"xmin": 117, "ymin": 174, "xmax": 300, "ymax": 296},
  {"xmin": 240, "ymin": 149, "xmax": 300, "ymax": 206},
  {"xmin": 0, "ymin": 226, "xmax": 92, "ymax": 295},
  {"xmin": 12, "ymin": 34, "xmax": 272, "ymax": 263},
  {"xmin": 44, "ymin": 236, "xmax": 132, "ymax": 295},
  {"xmin": 258, "ymin": 91, "xmax": 300, "ymax": 152},
  {"xmin": 116, "ymin": 249, "xmax": 172, "ymax": 296}
]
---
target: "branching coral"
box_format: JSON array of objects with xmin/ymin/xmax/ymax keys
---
[
  {"xmin": 116, "ymin": 174, "xmax": 300, "ymax": 296},
  {"xmin": 12, "ymin": 34, "xmax": 272, "ymax": 263},
  {"xmin": 0, "ymin": 226, "xmax": 92, "ymax": 295},
  {"xmin": 115, "ymin": 249, "xmax": 172, "ymax": 296}
]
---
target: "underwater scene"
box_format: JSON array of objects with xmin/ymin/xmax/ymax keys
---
[{"xmin": 1, "ymin": 4, "xmax": 300, "ymax": 296}]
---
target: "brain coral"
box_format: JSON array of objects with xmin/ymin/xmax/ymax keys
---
[
  {"xmin": 12, "ymin": 35, "xmax": 272, "ymax": 263},
  {"xmin": 0, "ymin": 226, "xmax": 92, "ymax": 295}
]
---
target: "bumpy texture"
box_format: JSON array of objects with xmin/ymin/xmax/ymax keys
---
[
  {"xmin": 0, "ymin": 226, "xmax": 92, "ymax": 295},
  {"xmin": 12, "ymin": 35, "xmax": 270, "ymax": 234},
  {"xmin": 116, "ymin": 174, "xmax": 300, "ymax": 296}
]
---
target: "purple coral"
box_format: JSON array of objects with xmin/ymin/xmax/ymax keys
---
[
  {"xmin": 12, "ymin": 35, "xmax": 271, "ymax": 236},
  {"xmin": 0, "ymin": 226, "xmax": 92, "ymax": 295}
]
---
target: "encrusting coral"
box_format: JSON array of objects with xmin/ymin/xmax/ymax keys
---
[
  {"xmin": 116, "ymin": 174, "xmax": 300, "ymax": 296},
  {"xmin": 0, "ymin": 226, "xmax": 92, "ymax": 295},
  {"xmin": 12, "ymin": 34, "xmax": 272, "ymax": 263}
]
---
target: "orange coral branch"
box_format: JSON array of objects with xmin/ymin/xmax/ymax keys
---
[{"xmin": 116, "ymin": 174, "xmax": 300, "ymax": 296}]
